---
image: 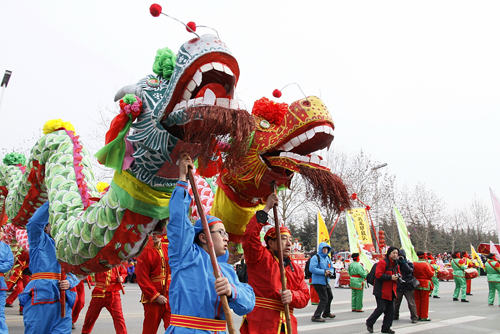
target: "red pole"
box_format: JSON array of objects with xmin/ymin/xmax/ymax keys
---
[{"xmin": 328, "ymin": 212, "xmax": 341, "ymax": 238}]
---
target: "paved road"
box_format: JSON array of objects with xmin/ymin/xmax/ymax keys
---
[{"xmin": 5, "ymin": 275, "xmax": 500, "ymax": 333}]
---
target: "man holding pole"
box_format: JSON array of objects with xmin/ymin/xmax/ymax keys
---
[
  {"xmin": 166, "ymin": 153, "xmax": 255, "ymax": 333},
  {"xmin": 19, "ymin": 201, "xmax": 79, "ymax": 334},
  {"xmin": 240, "ymin": 193, "xmax": 310, "ymax": 334}
]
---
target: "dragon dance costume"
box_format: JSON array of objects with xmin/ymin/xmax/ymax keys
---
[
  {"xmin": 241, "ymin": 212, "xmax": 310, "ymax": 334},
  {"xmin": 167, "ymin": 180, "xmax": 255, "ymax": 333},
  {"xmin": 82, "ymin": 266, "xmax": 128, "ymax": 334},
  {"xmin": 0, "ymin": 238, "xmax": 14, "ymax": 334},
  {"xmin": 136, "ymin": 237, "xmax": 171, "ymax": 333},
  {"xmin": 19, "ymin": 202, "xmax": 79, "ymax": 334}
]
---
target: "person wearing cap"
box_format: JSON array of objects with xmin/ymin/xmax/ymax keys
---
[
  {"xmin": 166, "ymin": 153, "xmax": 255, "ymax": 333},
  {"xmin": 366, "ymin": 246, "xmax": 400, "ymax": 334},
  {"xmin": 485, "ymin": 253, "xmax": 500, "ymax": 306},
  {"xmin": 0, "ymin": 225, "xmax": 14, "ymax": 334},
  {"xmin": 348, "ymin": 253, "xmax": 367, "ymax": 312},
  {"xmin": 81, "ymin": 265, "xmax": 128, "ymax": 334},
  {"xmin": 309, "ymin": 242, "xmax": 335, "ymax": 322},
  {"xmin": 19, "ymin": 202, "xmax": 79, "ymax": 334},
  {"xmin": 451, "ymin": 251, "xmax": 468, "ymax": 302},
  {"xmin": 426, "ymin": 252, "xmax": 440, "ymax": 298},
  {"xmin": 393, "ymin": 248, "xmax": 418, "ymax": 323},
  {"xmin": 136, "ymin": 233, "xmax": 171, "ymax": 334},
  {"xmin": 413, "ymin": 251, "xmax": 435, "ymax": 321},
  {"xmin": 240, "ymin": 192, "xmax": 310, "ymax": 334}
]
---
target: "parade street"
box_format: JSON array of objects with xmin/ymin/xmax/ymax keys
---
[{"xmin": 3, "ymin": 275, "xmax": 499, "ymax": 334}]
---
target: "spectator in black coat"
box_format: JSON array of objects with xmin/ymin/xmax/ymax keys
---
[{"xmin": 393, "ymin": 249, "xmax": 418, "ymax": 323}]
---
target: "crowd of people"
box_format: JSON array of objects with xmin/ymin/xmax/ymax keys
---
[{"xmin": 0, "ymin": 153, "xmax": 499, "ymax": 334}]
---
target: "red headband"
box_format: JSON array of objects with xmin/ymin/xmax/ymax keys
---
[{"xmin": 265, "ymin": 226, "xmax": 291, "ymax": 243}]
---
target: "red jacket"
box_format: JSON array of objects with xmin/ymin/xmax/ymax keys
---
[
  {"xmin": 136, "ymin": 239, "xmax": 170, "ymax": 303},
  {"xmin": 241, "ymin": 213, "xmax": 310, "ymax": 334},
  {"xmin": 91, "ymin": 266, "xmax": 127, "ymax": 298},
  {"xmin": 8, "ymin": 250, "xmax": 29, "ymax": 284},
  {"xmin": 413, "ymin": 260, "xmax": 435, "ymax": 290},
  {"xmin": 374, "ymin": 258, "xmax": 399, "ymax": 300}
]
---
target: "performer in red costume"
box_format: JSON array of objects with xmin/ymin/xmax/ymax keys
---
[
  {"xmin": 461, "ymin": 251, "xmax": 476, "ymax": 296},
  {"xmin": 5, "ymin": 249, "xmax": 30, "ymax": 314},
  {"xmin": 241, "ymin": 193, "xmax": 310, "ymax": 334},
  {"xmin": 71, "ymin": 279, "xmax": 87, "ymax": 329},
  {"xmin": 413, "ymin": 252, "xmax": 435, "ymax": 321},
  {"xmin": 81, "ymin": 266, "xmax": 128, "ymax": 334},
  {"xmin": 136, "ymin": 233, "xmax": 171, "ymax": 334}
]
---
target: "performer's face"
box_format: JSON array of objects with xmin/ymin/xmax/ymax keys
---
[
  {"xmin": 209, "ymin": 222, "xmax": 229, "ymax": 257},
  {"xmin": 269, "ymin": 234, "xmax": 292, "ymax": 258}
]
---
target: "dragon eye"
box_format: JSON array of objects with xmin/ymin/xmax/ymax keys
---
[{"xmin": 301, "ymin": 101, "xmax": 311, "ymax": 107}]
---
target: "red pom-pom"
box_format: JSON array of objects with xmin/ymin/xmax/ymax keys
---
[
  {"xmin": 252, "ymin": 97, "xmax": 288, "ymax": 125},
  {"xmin": 272, "ymin": 89, "xmax": 282, "ymax": 98},
  {"xmin": 186, "ymin": 21, "xmax": 197, "ymax": 33},
  {"xmin": 150, "ymin": 4, "xmax": 162, "ymax": 17},
  {"xmin": 365, "ymin": 205, "xmax": 371, "ymax": 211},
  {"xmin": 350, "ymin": 193, "xmax": 357, "ymax": 200}
]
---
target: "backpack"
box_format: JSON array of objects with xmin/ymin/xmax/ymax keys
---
[
  {"xmin": 366, "ymin": 262, "xmax": 378, "ymax": 286},
  {"xmin": 304, "ymin": 254, "xmax": 320, "ymax": 279}
]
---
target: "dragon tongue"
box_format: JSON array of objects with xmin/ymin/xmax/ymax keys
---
[{"xmin": 195, "ymin": 84, "xmax": 228, "ymax": 99}]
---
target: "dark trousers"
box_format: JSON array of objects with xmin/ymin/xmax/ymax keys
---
[
  {"xmin": 394, "ymin": 290, "xmax": 418, "ymax": 321},
  {"xmin": 366, "ymin": 296, "xmax": 395, "ymax": 332},
  {"xmin": 312, "ymin": 284, "xmax": 333, "ymax": 318}
]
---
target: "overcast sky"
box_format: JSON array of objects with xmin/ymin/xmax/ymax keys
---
[{"xmin": 1, "ymin": 1, "xmax": 499, "ymax": 214}]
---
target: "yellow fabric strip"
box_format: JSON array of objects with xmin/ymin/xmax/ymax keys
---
[{"xmin": 113, "ymin": 170, "xmax": 171, "ymax": 207}]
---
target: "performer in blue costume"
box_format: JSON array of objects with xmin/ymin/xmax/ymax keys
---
[
  {"xmin": 0, "ymin": 226, "xmax": 14, "ymax": 334},
  {"xmin": 19, "ymin": 202, "xmax": 80, "ymax": 334},
  {"xmin": 166, "ymin": 153, "xmax": 255, "ymax": 333}
]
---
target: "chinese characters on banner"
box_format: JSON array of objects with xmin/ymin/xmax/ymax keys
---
[{"xmin": 346, "ymin": 208, "xmax": 375, "ymax": 252}]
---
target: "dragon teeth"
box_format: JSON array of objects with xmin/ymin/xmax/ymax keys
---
[
  {"xmin": 203, "ymin": 89, "xmax": 216, "ymax": 105},
  {"xmin": 212, "ymin": 62, "xmax": 224, "ymax": 72},
  {"xmin": 200, "ymin": 63, "xmax": 213, "ymax": 73},
  {"xmin": 193, "ymin": 70, "xmax": 202, "ymax": 86}
]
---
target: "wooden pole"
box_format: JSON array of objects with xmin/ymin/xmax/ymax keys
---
[
  {"xmin": 270, "ymin": 181, "xmax": 293, "ymax": 333},
  {"xmin": 60, "ymin": 271, "xmax": 66, "ymax": 318},
  {"xmin": 187, "ymin": 167, "xmax": 236, "ymax": 334}
]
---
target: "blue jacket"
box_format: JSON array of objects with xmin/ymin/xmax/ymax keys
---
[
  {"xmin": 310, "ymin": 242, "xmax": 333, "ymax": 285},
  {"xmin": 0, "ymin": 242, "xmax": 14, "ymax": 291},
  {"xmin": 19, "ymin": 202, "xmax": 79, "ymax": 307},
  {"xmin": 167, "ymin": 180, "xmax": 255, "ymax": 333}
]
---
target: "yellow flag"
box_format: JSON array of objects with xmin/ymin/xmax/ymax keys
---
[
  {"xmin": 470, "ymin": 244, "xmax": 485, "ymax": 269},
  {"xmin": 317, "ymin": 210, "xmax": 330, "ymax": 250}
]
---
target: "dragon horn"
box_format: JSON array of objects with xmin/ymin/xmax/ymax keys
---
[{"xmin": 114, "ymin": 84, "xmax": 141, "ymax": 102}]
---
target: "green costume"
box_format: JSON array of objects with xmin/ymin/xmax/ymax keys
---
[
  {"xmin": 451, "ymin": 258, "xmax": 467, "ymax": 300},
  {"xmin": 485, "ymin": 259, "xmax": 500, "ymax": 306},
  {"xmin": 428, "ymin": 260, "xmax": 440, "ymax": 297},
  {"xmin": 348, "ymin": 261, "xmax": 367, "ymax": 311}
]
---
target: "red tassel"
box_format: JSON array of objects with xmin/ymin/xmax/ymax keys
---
[{"xmin": 150, "ymin": 4, "xmax": 162, "ymax": 17}]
